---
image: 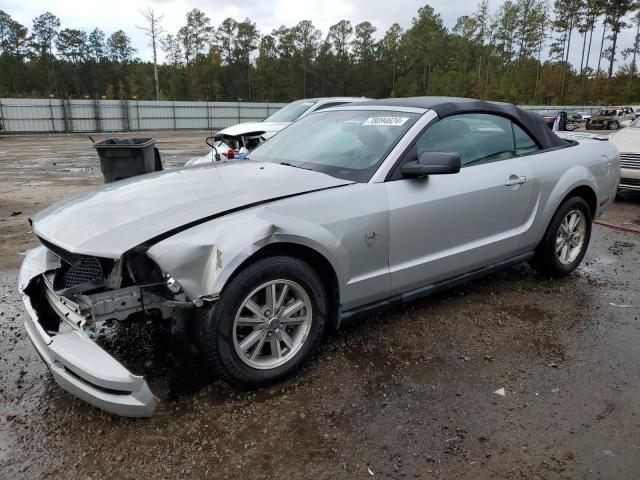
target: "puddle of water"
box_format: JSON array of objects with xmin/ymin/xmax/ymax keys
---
[
  {"xmin": 343, "ymin": 343, "xmax": 449, "ymax": 386},
  {"xmin": 578, "ymin": 254, "xmax": 618, "ymax": 274},
  {"xmin": 508, "ymin": 304, "xmax": 550, "ymax": 324},
  {"xmin": 402, "ymin": 356, "xmax": 448, "ymax": 384}
]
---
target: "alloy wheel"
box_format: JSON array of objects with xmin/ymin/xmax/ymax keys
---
[
  {"xmin": 232, "ymin": 279, "xmax": 313, "ymax": 369},
  {"xmin": 555, "ymin": 209, "xmax": 586, "ymax": 265}
]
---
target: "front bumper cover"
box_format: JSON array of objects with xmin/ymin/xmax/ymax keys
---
[{"xmin": 19, "ymin": 246, "xmax": 157, "ymax": 417}]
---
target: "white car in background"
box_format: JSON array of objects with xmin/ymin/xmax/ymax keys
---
[
  {"xmin": 186, "ymin": 97, "xmax": 366, "ymax": 166},
  {"xmin": 609, "ymin": 118, "xmax": 640, "ymax": 191}
]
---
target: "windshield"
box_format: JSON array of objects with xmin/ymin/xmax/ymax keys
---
[
  {"xmin": 249, "ymin": 110, "xmax": 419, "ymax": 182},
  {"xmin": 596, "ymin": 109, "xmax": 616, "ymax": 116},
  {"xmin": 265, "ymin": 100, "xmax": 318, "ymax": 123}
]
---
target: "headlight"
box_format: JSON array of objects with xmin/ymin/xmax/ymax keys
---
[{"xmin": 165, "ymin": 274, "xmax": 182, "ymax": 294}]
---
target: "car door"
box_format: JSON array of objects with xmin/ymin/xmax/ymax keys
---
[{"xmin": 385, "ymin": 113, "xmax": 537, "ymax": 295}]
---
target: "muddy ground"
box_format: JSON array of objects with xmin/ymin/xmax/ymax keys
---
[{"xmin": 0, "ymin": 131, "xmax": 639, "ymax": 480}]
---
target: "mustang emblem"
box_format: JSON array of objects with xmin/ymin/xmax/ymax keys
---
[{"xmin": 364, "ymin": 232, "xmax": 380, "ymax": 248}]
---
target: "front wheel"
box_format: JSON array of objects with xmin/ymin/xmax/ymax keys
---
[
  {"xmin": 530, "ymin": 196, "xmax": 592, "ymax": 277},
  {"xmin": 609, "ymin": 120, "xmax": 620, "ymax": 130},
  {"xmin": 198, "ymin": 256, "xmax": 328, "ymax": 387}
]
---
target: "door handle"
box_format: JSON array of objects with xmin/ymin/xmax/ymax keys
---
[{"xmin": 504, "ymin": 175, "xmax": 527, "ymax": 186}]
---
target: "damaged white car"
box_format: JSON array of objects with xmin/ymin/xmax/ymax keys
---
[
  {"xmin": 186, "ymin": 97, "xmax": 365, "ymax": 165},
  {"xmin": 19, "ymin": 97, "xmax": 619, "ymax": 417}
]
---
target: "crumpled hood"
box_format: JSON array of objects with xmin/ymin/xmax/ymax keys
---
[
  {"xmin": 219, "ymin": 121, "xmax": 290, "ymax": 137},
  {"xmin": 32, "ymin": 161, "xmax": 352, "ymax": 258}
]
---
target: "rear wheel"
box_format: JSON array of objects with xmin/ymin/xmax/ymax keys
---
[
  {"xmin": 198, "ymin": 256, "xmax": 327, "ymax": 387},
  {"xmin": 565, "ymin": 122, "xmax": 576, "ymax": 131},
  {"xmin": 530, "ymin": 196, "xmax": 592, "ymax": 277},
  {"xmin": 609, "ymin": 120, "xmax": 620, "ymax": 130}
]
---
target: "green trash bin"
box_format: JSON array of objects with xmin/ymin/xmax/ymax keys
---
[{"xmin": 94, "ymin": 137, "xmax": 162, "ymax": 183}]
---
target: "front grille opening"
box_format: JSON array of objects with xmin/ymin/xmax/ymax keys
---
[
  {"xmin": 38, "ymin": 237, "xmax": 113, "ymax": 296},
  {"xmin": 53, "ymin": 256, "xmax": 105, "ymax": 295}
]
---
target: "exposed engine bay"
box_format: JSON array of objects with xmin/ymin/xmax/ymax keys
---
[{"xmin": 28, "ymin": 239, "xmax": 187, "ymax": 335}]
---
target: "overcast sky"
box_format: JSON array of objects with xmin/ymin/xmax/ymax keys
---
[{"xmin": 2, "ymin": 0, "xmax": 637, "ymax": 70}]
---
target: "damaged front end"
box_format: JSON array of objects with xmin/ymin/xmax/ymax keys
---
[
  {"xmin": 186, "ymin": 123, "xmax": 287, "ymax": 166},
  {"xmin": 19, "ymin": 242, "xmax": 191, "ymax": 417}
]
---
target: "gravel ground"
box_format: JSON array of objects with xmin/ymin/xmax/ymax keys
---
[{"xmin": 0, "ymin": 130, "xmax": 639, "ymax": 479}]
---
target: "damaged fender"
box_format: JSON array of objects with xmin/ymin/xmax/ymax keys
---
[{"xmin": 146, "ymin": 208, "xmax": 349, "ymax": 302}]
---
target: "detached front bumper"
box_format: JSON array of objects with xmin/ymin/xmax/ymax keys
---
[{"xmin": 19, "ymin": 246, "xmax": 157, "ymax": 417}]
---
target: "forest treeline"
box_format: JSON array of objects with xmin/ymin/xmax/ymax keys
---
[{"xmin": 2, "ymin": 0, "xmax": 640, "ymax": 105}]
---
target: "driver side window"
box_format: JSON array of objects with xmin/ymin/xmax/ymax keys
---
[{"xmin": 414, "ymin": 113, "xmax": 516, "ymax": 168}]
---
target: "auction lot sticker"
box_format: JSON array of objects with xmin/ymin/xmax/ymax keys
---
[{"xmin": 363, "ymin": 116, "xmax": 409, "ymax": 126}]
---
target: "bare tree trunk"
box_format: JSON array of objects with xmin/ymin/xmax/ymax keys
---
[
  {"xmin": 185, "ymin": 56, "xmax": 190, "ymax": 99},
  {"xmin": 597, "ymin": 23, "xmax": 607, "ymax": 74},
  {"xmin": 559, "ymin": 27, "xmax": 570, "ymax": 104},
  {"xmin": 585, "ymin": 20, "xmax": 595, "ymax": 73},
  {"xmin": 194, "ymin": 60, "xmax": 199, "ymax": 99},
  {"xmin": 138, "ymin": 8, "xmax": 164, "ymax": 100},
  {"xmin": 534, "ymin": 37, "xmax": 542, "ymax": 102},
  {"xmin": 152, "ymin": 43, "xmax": 160, "ymax": 100},
  {"xmin": 608, "ymin": 31, "xmax": 618, "ymax": 79},
  {"xmin": 628, "ymin": 21, "xmax": 640, "ymax": 101},
  {"xmin": 580, "ymin": 31, "xmax": 587, "ymax": 75}
]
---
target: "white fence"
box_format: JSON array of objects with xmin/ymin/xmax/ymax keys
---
[
  {"xmin": 0, "ymin": 98, "xmax": 287, "ymax": 134},
  {"xmin": 0, "ymin": 99, "xmax": 604, "ymax": 134},
  {"xmin": 521, "ymin": 105, "xmax": 604, "ymax": 114}
]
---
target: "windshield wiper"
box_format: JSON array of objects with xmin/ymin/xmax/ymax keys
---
[{"xmin": 279, "ymin": 162, "xmax": 313, "ymax": 171}]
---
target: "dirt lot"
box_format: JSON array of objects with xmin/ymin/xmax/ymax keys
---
[{"xmin": 1, "ymin": 131, "xmax": 639, "ymax": 480}]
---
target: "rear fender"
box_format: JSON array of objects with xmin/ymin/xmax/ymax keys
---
[{"xmin": 543, "ymin": 165, "xmax": 598, "ymax": 222}]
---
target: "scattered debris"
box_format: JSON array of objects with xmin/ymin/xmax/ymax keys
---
[
  {"xmin": 608, "ymin": 302, "xmax": 631, "ymax": 308},
  {"xmin": 10, "ymin": 211, "xmax": 22, "ymax": 216},
  {"xmin": 547, "ymin": 362, "xmax": 559, "ymax": 368},
  {"xmin": 494, "ymin": 388, "xmax": 506, "ymax": 397},
  {"xmin": 551, "ymin": 387, "xmax": 560, "ymax": 393},
  {"xmin": 367, "ymin": 467, "xmax": 375, "ymax": 476}
]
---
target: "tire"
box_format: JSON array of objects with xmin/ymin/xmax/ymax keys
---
[
  {"xmin": 565, "ymin": 122, "xmax": 576, "ymax": 131},
  {"xmin": 609, "ymin": 120, "xmax": 619, "ymax": 130},
  {"xmin": 198, "ymin": 256, "xmax": 328, "ymax": 387},
  {"xmin": 530, "ymin": 196, "xmax": 592, "ymax": 277}
]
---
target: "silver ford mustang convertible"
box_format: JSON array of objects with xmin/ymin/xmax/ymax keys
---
[{"xmin": 19, "ymin": 97, "xmax": 620, "ymax": 416}]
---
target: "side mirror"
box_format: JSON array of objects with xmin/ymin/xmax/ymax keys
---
[{"xmin": 400, "ymin": 151, "xmax": 461, "ymax": 178}]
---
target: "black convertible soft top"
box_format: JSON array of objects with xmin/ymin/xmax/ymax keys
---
[{"xmin": 354, "ymin": 96, "xmax": 569, "ymax": 150}]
